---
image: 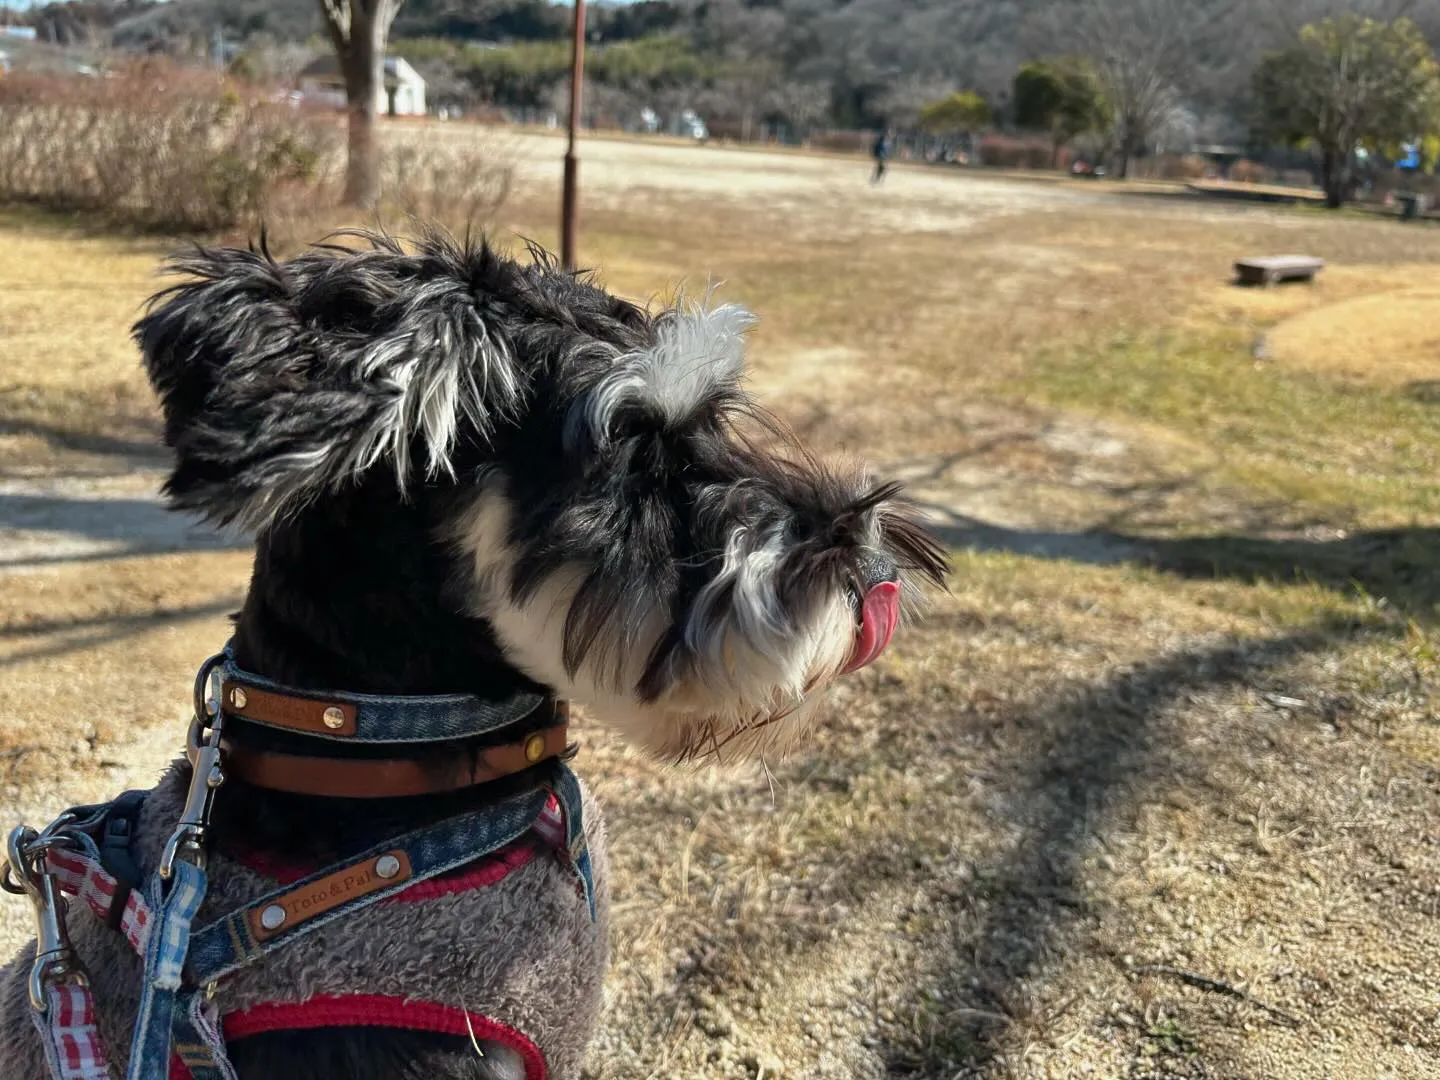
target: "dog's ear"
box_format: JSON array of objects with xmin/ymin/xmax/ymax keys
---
[{"xmin": 135, "ymin": 239, "xmax": 523, "ymax": 530}]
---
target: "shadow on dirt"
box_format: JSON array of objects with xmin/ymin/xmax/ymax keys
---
[
  {"xmin": 0, "ymin": 415, "xmax": 166, "ymax": 463},
  {"xmin": 921, "ymin": 506, "xmax": 1439, "ymax": 624},
  {"xmin": 0, "ymin": 491, "xmax": 244, "ymax": 571},
  {"xmin": 0, "ymin": 598, "xmax": 241, "ymax": 672},
  {"xmin": 648, "ymin": 610, "xmax": 1394, "ymax": 1074}
]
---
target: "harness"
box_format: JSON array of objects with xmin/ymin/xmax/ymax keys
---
[{"xmin": 2, "ymin": 648, "xmax": 596, "ymax": 1080}]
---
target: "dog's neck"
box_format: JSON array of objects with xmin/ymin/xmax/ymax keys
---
[
  {"xmin": 211, "ymin": 485, "xmax": 556, "ymax": 858},
  {"xmin": 227, "ymin": 482, "xmax": 542, "ymax": 703}
]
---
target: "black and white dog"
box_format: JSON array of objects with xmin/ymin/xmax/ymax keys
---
[{"xmin": 0, "ymin": 231, "xmax": 947, "ymax": 1080}]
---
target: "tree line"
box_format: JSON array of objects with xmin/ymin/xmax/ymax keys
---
[{"xmin": 383, "ymin": 0, "xmax": 1440, "ymax": 209}]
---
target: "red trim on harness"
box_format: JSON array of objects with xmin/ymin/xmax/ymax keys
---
[
  {"xmin": 228, "ymin": 834, "xmax": 544, "ymax": 899},
  {"xmin": 168, "ymin": 995, "xmax": 546, "ymax": 1080}
]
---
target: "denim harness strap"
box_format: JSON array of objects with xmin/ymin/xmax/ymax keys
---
[{"xmin": 187, "ymin": 769, "xmax": 596, "ymax": 987}]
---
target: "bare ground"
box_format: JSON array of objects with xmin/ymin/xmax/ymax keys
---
[{"xmin": 2, "ymin": 132, "xmax": 1438, "ymax": 1079}]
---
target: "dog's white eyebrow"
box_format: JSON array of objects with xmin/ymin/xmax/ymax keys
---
[
  {"xmin": 575, "ymin": 303, "xmax": 756, "ymax": 445},
  {"xmin": 639, "ymin": 303, "xmax": 756, "ymax": 419}
]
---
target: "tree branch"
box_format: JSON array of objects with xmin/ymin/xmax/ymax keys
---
[{"xmin": 318, "ymin": 0, "xmax": 352, "ymax": 58}]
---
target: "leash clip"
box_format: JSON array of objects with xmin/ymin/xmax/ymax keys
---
[
  {"xmin": 6, "ymin": 825, "xmax": 87, "ymax": 1013},
  {"xmin": 160, "ymin": 654, "xmax": 228, "ymax": 880}
]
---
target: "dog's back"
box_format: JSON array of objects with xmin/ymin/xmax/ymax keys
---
[{"xmin": 0, "ymin": 762, "xmax": 609, "ymax": 1080}]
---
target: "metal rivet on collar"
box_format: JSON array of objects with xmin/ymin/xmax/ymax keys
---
[
  {"xmin": 229, "ymin": 687, "xmax": 247, "ymax": 709},
  {"xmin": 374, "ymin": 854, "xmax": 401, "ymax": 880},
  {"xmin": 259, "ymin": 904, "xmax": 287, "ymax": 931},
  {"xmin": 524, "ymin": 733, "xmax": 547, "ymax": 764},
  {"xmin": 322, "ymin": 707, "xmax": 345, "ymax": 730}
]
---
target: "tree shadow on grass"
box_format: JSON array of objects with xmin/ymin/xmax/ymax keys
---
[
  {"xmin": 0, "ymin": 414, "xmax": 166, "ymax": 462},
  {"xmin": 917, "ymin": 503, "xmax": 1440, "ymax": 625},
  {"xmin": 639, "ymin": 613, "xmax": 1391, "ymax": 1076},
  {"xmin": 1405, "ymin": 380, "xmax": 1440, "ymax": 405},
  {"xmin": 1137, "ymin": 527, "xmax": 1440, "ymax": 623},
  {"xmin": 0, "ymin": 598, "xmax": 241, "ymax": 672},
  {"xmin": 879, "ymin": 619, "xmax": 1379, "ymax": 1075},
  {"xmin": 0, "ymin": 491, "xmax": 245, "ymax": 570}
]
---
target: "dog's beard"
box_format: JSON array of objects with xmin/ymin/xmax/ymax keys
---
[{"xmin": 449, "ymin": 490, "xmax": 861, "ymax": 764}]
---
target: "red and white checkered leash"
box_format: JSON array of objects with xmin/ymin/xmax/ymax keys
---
[
  {"xmin": 4, "ymin": 823, "xmax": 150, "ymax": 1080},
  {"xmin": 32, "ymin": 981, "xmax": 114, "ymax": 1080}
]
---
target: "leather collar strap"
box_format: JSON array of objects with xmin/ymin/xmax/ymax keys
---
[
  {"xmin": 209, "ymin": 648, "xmax": 572, "ymax": 799},
  {"xmin": 215, "ymin": 722, "xmax": 572, "ymax": 799},
  {"xmin": 218, "ymin": 651, "xmax": 550, "ymax": 745}
]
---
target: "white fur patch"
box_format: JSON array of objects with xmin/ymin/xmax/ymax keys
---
[
  {"xmin": 575, "ymin": 303, "xmax": 756, "ymax": 446},
  {"xmin": 446, "ymin": 484, "xmax": 856, "ymax": 764},
  {"xmin": 354, "ymin": 308, "xmax": 520, "ymax": 487}
]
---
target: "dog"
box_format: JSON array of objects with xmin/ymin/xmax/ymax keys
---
[{"xmin": 0, "ymin": 230, "xmax": 947, "ymax": 1080}]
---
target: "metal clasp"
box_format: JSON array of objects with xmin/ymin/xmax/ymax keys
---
[
  {"xmin": 159, "ymin": 653, "xmax": 228, "ymax": 880},
  {"xmin": 5, "ymin": 826, "xmax": 86, "ymax": 1013}
]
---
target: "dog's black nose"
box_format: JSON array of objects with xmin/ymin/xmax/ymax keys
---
[{"xmin": 857, "ymin": 553, "xmax": 899, "ymax": 590}]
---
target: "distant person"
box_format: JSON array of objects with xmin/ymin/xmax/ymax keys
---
[{"xmin": 871, "ymin": 130, "xmax": 892, "ymax": 185}]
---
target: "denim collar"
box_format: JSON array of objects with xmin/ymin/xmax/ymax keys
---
[{"xmin": 215, "ymin": 645, "xmax": 553, "ymax": 747}]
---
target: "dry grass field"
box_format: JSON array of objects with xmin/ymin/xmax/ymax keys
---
[{"xmin": 2, "ymin": 131, "xmax": 1438, "ymax": 1079}]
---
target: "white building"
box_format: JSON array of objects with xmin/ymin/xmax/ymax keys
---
[{"xmin": 298, "ymin": 55, "xmax": 426, "ymax": 117}]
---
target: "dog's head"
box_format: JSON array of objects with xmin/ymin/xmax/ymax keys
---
[{"xmin": 137, "ymin": 231, "xmax": 948, "ymax": 762}]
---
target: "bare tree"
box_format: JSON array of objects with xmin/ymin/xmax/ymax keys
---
[
  {"xmin": 765, "ymin": 79, "xmax": 830, "ymax": 140},
  {"xmin": 318, "ymin": 0, "xmax": 403, "ymax": 208},
  {"xmin": 1042, "ymin": 0, "xmax": 1236, "ymax": 177},
  {"xmin": 875, "ymin": 75, "xmax": 960, "ymax": 129}
]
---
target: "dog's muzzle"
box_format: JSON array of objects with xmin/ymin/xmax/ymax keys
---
[{"xmin": 842, "ymin": 554, "xmax": 902, "ymax": 673}]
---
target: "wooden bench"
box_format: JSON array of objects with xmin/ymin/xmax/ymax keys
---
[{"xmin": 1234, "ymin": 255, "xmax": 1325, "ymax": 287}]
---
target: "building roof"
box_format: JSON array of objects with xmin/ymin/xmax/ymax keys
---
[{"xmin": 298, "ymin": 54, "xmax": 423, "ymax": 88}]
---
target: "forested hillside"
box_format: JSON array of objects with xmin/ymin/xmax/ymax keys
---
[{"xmin": 20, "ymin": 0, "xmax": 1440, "ymax": 137}]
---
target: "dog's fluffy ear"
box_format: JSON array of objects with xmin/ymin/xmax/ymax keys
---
[{"xmin": 135, "ymin": 237, "xmax": 523, "ymax": 530}]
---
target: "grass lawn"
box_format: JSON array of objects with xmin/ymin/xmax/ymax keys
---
[{"xmin": 1, "ymin": 132, "xmax": 1438, "ymax": 1078}]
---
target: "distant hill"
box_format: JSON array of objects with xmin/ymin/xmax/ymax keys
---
[
  {"xmin": 103, "ymin": 0, "xmax": 664, "ymax": 50},
  {"xmin": 22, "ymin": 0, "xmax": 1440, "ymax": 137}
]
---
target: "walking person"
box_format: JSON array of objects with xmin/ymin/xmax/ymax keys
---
[{"xmin": 871, "ymin": 129, "xmax": 892, "ymax": 184}]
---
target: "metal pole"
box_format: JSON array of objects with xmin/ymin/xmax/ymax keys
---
[{"xmin": 560, "ymin": 0, "xmax": 587, "ymax": 271}]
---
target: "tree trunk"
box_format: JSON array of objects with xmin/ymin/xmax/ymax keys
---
[
  {"xmin": 1321, "ymin": 147, "xmax": 1348, "ymax": 210},
  {"xmin": 341, "ymin": 6, "xmax": 385, "ymax": 208}
]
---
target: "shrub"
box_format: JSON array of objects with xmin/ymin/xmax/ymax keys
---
[
  {"xmin": 806, "ymin": 130, "xmax": 875, "ymax": 154},
  {"xmin": 1127, "ymin": 154, "xmax": 1210, "ymax": 180},
  {"xmin": 918, "ymin": 91, "xmax": 991, "ymax": 135},
  {"xmin": 0, "ymin": 62, "xmax": 340, "ymax": 233},
  {"xmin": 975, "ymin": 133, "xmax": 1054, "ymax": 169},
  {"xmin": 1230, "ymin": 159, "xmax": 1280, "ymax": 185},
  {"xmin": 379, "ymin": 130, "xmax": 514, "ymax": 232}
]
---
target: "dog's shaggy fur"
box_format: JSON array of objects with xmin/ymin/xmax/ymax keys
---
[{"xmin": 0, "ymin": 231, "xmax": 947, "ymax": 1080}]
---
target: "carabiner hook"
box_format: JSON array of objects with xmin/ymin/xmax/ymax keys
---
[
  {"xmin": 160, "ymin": 655, "xmax": 229, "ymax": 881},
  {"xmin": 6, "ymin": 826, "xmax": 84, "ymax": 1013}
]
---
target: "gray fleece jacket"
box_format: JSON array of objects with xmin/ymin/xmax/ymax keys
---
[{"xmin": 0, "ymin": 761, "xmax": 610, "ymax": 1079}]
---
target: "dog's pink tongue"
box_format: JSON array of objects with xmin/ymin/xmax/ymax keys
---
[{"xmin": 842, "ymin": 581, "xmax": 901, "ymax": 674}]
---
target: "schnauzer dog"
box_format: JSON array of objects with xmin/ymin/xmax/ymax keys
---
[{"xmin": 0, "ymin": 231, "xmax": 946, "ymax": 1080}]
